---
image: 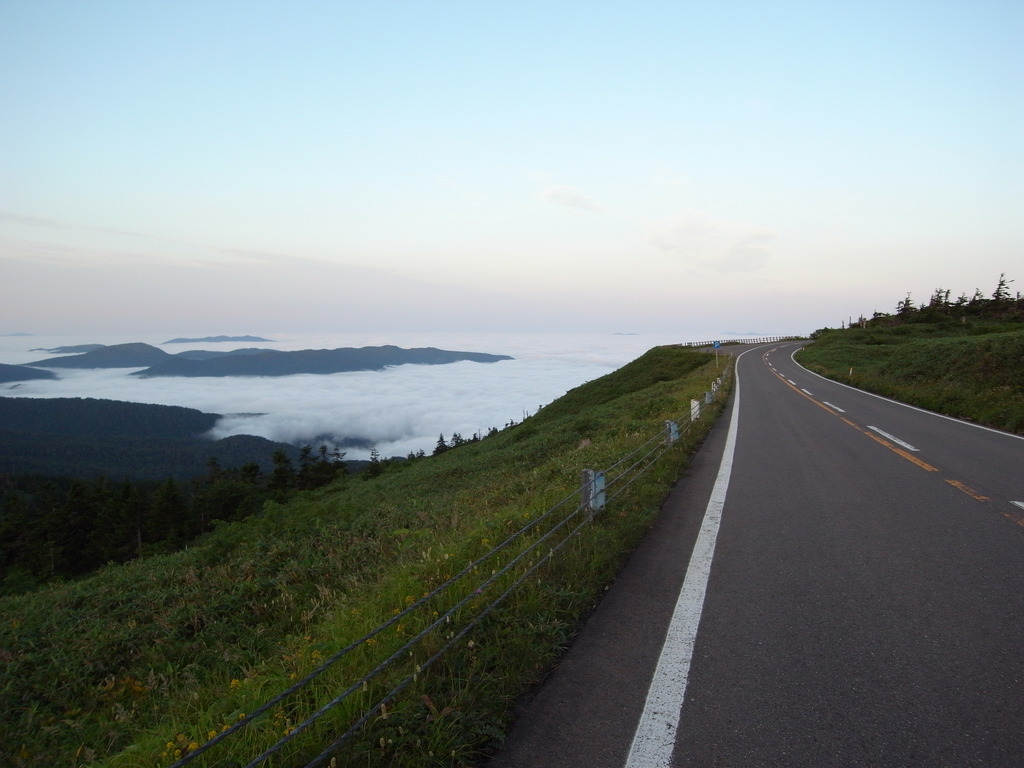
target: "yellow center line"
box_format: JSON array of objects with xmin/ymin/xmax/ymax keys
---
[
  {"xmin": 768, "ymin": 367, "xmax": 1007, "ymax": 506},
  {"xmin": 773, "ymin": 370, "xmax": 940, "ymax": 471},
  {"xmin": 944, "ymin": 479, "xmax": 991, "ymax": 502},
  {"xmin": 997, "ymin": 509, "xmax": 1024, "ymax": 528},
  {"xmin": 861, "ymin": 430, "xmax": 940, "ymax": 472}
]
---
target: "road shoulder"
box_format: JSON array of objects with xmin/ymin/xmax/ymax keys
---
[{"xmin": 486, "ymin": 389, "xmax": 737, "ymax": 767}]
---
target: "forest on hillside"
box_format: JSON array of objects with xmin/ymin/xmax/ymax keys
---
[
  {"xmin": 0, "ymin": 395, "xmax": 520, "ymax": 595},
  {"xmin": 0, "ymin": 444, "xmax": 346, "ymax": 595},
  {"xmin": 0, "ymin": 397, "xmax": 346, "ymax": 594}
]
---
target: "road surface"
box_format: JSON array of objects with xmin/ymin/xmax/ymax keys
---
[{"xmin": 489, "ymin": 342, "xmax": 1024, "ymax": 767}]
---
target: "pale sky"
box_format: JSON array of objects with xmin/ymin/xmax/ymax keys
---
[{"xmin": 1, "ymin": 0, "xmax": 1021, "ymax": 337}]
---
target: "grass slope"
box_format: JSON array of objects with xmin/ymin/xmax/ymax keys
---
[
  {"xmin": 1, "ymin": 345, "xmax": 728, "ymax": 768},
  {"xmin": 797, "ymin": 322, "xmax": 1024, "ymax": 433}
]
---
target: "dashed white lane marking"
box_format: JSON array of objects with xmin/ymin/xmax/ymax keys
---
[
  {"xmin": 823, "ymin": 402, "xmax": 845, "ymax": 413},
  {"xmin": 801, "ymin": 388, "xmax": 813, "ymax": 395},
  {"xmin": 625, "ymin": 350, "xmax": 747, "ymax": 767},
  {"xmin": 793, "ymin": 348, "xmax": 1024, "ymax": 443},
  {"xmin": 867, "ymin": 426, "xmax": 920, "ymax": 452},
  {"xmin": 787, "ymin": 379, "xmax": 796, "ymax": 385},
  {"xmin": 1011, "ymin": 501, "xmax": 1024, "ymax": 511}
]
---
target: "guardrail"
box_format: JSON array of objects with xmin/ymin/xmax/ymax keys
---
[
  {"xmin": 171, "ymin": 363, "xmax": 733, "ymax": 768},
  {"xmin": 679, "ymin": 336, "xmax": 803, "ymax": 347}
]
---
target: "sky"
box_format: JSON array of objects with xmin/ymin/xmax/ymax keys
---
[{"xmin": 1, "ymin": 0, "xmax": 1022, "ymax": 338}]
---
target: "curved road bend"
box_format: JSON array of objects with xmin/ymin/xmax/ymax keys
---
[{"xmin": 489, "ymin": 343, "xmax": 1024, "ymax": 767}]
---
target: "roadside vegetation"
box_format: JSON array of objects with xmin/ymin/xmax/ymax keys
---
[
  {"xmin": 1, "ymin": 345, "xmax": 729, "ymax": 767},
  {"xmin": 798, "ymin": 274, "xmax": 1024, "ymax": 434}
]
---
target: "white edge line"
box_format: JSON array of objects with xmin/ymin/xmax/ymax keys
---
[
  {"xmin": 866, "ymin": 425, "xmax": 920, "ymax": 452},
  {"xmin": 790, "ymin": 347, "xmax": 1024, "ymax": 442},
  {"xmin": 1011, "ymin": 501, "xmax": 1024, "ymax": 511},
  {"xmin": 624, "ymin": 348, "xmax": 747, "ymax": 767}
]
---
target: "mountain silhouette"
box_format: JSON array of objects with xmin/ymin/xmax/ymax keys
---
[{"xmin": 24, "ymin": 342, "xmax": 512, "ymax": 376}]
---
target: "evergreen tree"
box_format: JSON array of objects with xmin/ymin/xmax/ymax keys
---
[
  {"xmin": 148, "ymin": 478, "xmax": 187, "ymax": 549},
  {"xmin": 895, "ymin": 293, "xmax": 915, "ymax": 316},
  {"xmin": 93, "ymin": 480, "xmax": 146, "ymax": 564},
  {"xmin": 993, "ymin": 273, "xmax": 1013, "ymax": 304},
  {"xmin": 296, "ymin": 444, "xmax": 345, "ymax": 489},
  {"xmin": 363, "ymin": 447, "xmax": 384, "ymax": 479},
  {"xmin": 0, "ymin": 490, "xmax": 36, "ymax": 590},
  {"xmin": 268, "ymin": 449, "xmax": 295, "ymax": 497}
]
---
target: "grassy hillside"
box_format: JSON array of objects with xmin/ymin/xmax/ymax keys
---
[
  {"xmin": 1, "ymin": 345, "xmax": 729, "ymax": 768},
  {"xmin": 797, "ymin": 314, "xmax": 1024, "ymax": 434}
]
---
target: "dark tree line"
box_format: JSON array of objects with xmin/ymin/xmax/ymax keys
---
[
  {"xmin": 430, "ymin": 426, "xmax": 504, "ymax": 456},
  {"xmin": 838, "ymin": 274, "xmax": 1023, "ymax": 330},
  {"xmin": 0, "ymin": 444, "xmax": 345, "ymax": 595}
]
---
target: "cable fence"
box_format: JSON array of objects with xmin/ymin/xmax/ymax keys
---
[{"xmin": 170, "ymin": 362, "xmax": 733, "ymax": 768}]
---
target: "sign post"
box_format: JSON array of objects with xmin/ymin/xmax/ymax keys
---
[{"xmin": 713, "ymin": 340, "xmax": 720, "ymax": 367}]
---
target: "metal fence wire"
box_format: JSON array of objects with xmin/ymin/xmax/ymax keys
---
[{"xmin": 170, "ymin": 363, "xmax": 732, "ymax": 768}]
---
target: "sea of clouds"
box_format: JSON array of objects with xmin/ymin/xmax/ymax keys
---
[{"xmin": 0, "ymin": 330, "xmax": 709, "ymax": 459}]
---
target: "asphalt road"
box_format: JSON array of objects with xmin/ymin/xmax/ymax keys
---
[{"xmin": 488, "ymin": 343, "xmax": 1024, "ymax": 767}]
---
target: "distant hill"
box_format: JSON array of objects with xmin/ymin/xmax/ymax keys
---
[
  {"xmin": 26, "ymin": 342, "xmax": 170, "ymax": 368},
  {"xmin": 0, "ymin": 396, "xmax": 217, "ymax": 437},
  {"xmin": 134, "ymin": 345, "xmax": 513, "ymax": 377},
  {"xmin": 0, "ymin": 363, "xmax": 56, "ymax": 384},
  {"xmin": 163, "ymin": 335, "xmax": 273, "ymax": 343},
  {"xmin": 22, "ymin": 342, "xmax": 513, "ymax": 375},
  {"xmin": 0, "ymin": 396, "xmax": 300, "ymax": 480}
]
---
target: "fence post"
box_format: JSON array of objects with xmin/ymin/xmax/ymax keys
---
[
  {"xmin": 664, "ymin": 420, "xmax": 679, "ymax": 445},
  {"xmin": 581, "ymin": 469, "xmax": 606, "ymax": 517},
  {"xmin": 690, "ymin": 399, "xmax": 700, "ymax": 422}
]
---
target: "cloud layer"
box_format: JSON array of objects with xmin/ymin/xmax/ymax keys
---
[{"xmin": 1, "ymin": 332, "xmax": 686, "ymax": 460}]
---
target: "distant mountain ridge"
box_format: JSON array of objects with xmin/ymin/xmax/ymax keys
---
[
  {"xmin": 27, "ymin": 342, "xmax": 169, "ymax": 368},
  {"xmin": 163, "ymin": 335, "xmax": 273, "ymax": 343},
  {"xmin": 22, "ymin": 343, "xmax": 513, "ymax": 376}
]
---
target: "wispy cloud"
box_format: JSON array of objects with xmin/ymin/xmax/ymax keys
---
[
  {"xmin": 0, "ymin": 209, "xmax": 188, "ymax": 246},
  {"xmin": 649, "ymin": 212, "xmax": 776, "ymax": 272},
  {"xmin": 538, "ymin": 186, "xmax": 604, "ymax": 213},
  {"xmin": 0, "ymin": 210, "xmax": 314, "ymax": 272}
]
